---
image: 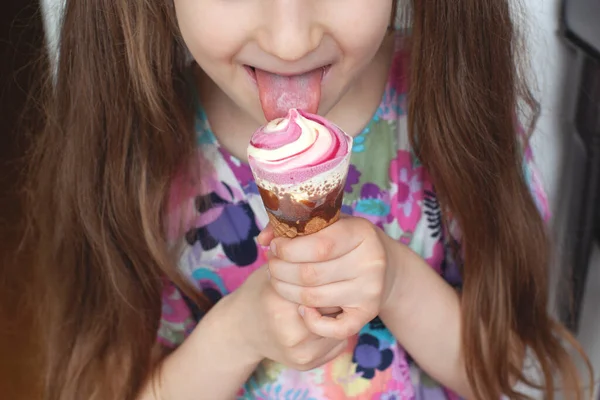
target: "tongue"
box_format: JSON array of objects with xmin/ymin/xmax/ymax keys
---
[{"xmin": 255, "ymin": 68, "xmax": 322, "ymax": 122}]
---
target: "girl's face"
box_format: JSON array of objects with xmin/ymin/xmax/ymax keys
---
[{"xmin": 174, "ymin": 0, "xmax": 393, "ymax": 123}]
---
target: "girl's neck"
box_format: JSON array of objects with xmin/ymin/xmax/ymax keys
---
[{"xmin": 195, "ymin": 33, "xmax": 395, "ymax": 162}]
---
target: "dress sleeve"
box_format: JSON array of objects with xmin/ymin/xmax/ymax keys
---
[{"xmin": 157, "ymin": 278, "xmax": 198, "ymax": 348}]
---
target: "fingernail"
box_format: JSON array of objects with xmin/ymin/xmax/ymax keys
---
[
  {"xmin": 298, "ymin": 305, "xmax": 305, "ymax": 317},
  {"xmin": 270, "ymin": 241, "xmax": 277, "ymax": 256}
]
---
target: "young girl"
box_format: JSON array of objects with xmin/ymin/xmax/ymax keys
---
[{"xmin": 28, "ymin": 0, "xmax": 592, "ymax": 399}]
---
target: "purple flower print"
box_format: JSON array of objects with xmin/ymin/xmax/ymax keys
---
[
  {"xmin": 345, "ymin": 164, "xmax": 361, "ymax": 193},
  {"xmin": 355, "ymin": 183, "xmax": 390, "ymax": 224},
  {"xmin": 218, "ymin": 148, "xmax": 255, "ymax": 189},
  {"xmin": 185, "ymin": 182, "xmax": 260, "ymax": 267},
  {"xmin": 245, "ymin": 181, "xmax": 260, "ymax": 195},
  {"xmin": 197, "ymin": 280, "xmax": 223, "ymax": 304},
  {"xmin": 369, "ymin": 317, "xmax": 386, "ymax": 331},
  {"xmin": 352, "ymin": 333, "xmax": 394, "ymax": 379},
  {"xmin": 377, "ymin": 391, "xmax": 402, "ymax": 400},
  {"xmin": 441, "ymin": 248, "xmax": 463, "ymax": 290},
  {"xmin": 361, "ymin": 183, "xmax": 384, "ymax": 199},
  {"xmin": 341, "ymin": 204, "xmax": 354, "ymax": 216}
]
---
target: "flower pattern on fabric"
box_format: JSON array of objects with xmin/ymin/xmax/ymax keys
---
[
  {"xmin": 353, "ymin": 127, "xmax": 371, "ymax": 153},
  {"xmin": 219, "ymin": 148, "xmax": 256, "ymax": 190},
  {"xmin": 185, "ymin": 183, "xmax": 261, "ymax": 267},
  {"xmin": 158, "ymin": 31, "xmax": 551, "ymax": 400},
  {"xmin": 354, "ymin": 183, "xmax": 391, "ymax": 229},
  {"xmin": 353, "ymin": 334, "xmax": 394, "ymax": 379},
  {"xmin": 388, "ymin": 151, "xmax": 424, "ymax": 229},
  {"xmin": 157, "ymin": 280, "xmax": 196, "ymax": 347},
  {"xmin": 346, "ymin": 164, "xmax": 362, "ymax": 193}
]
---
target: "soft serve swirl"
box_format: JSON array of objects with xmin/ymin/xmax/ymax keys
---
[{"xmin": 247, "ymin": 109, "xmax": 352, "ymax": 186}]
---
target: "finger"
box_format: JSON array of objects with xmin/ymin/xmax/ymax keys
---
[
  {"xmin": 257, "ymin": 224, "xmax": 275, "ymax": 247},
  {"xmin": 270, "ymin": 217, "xmax": 374, "ymax": 263},
  {"xmin": 268, "ymin": 250, "xmax": 360, "ymax": 287},
  {"xmin": 271, "ymin": 279, "xmax": 359, "ymax": 308},
  {"xmin": 301, "ymin": 306, "xmax": 368, "ymax": 340}
]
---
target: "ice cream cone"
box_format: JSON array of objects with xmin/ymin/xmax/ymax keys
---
[{"xmin": 248, "ymin": 109, "xmax": 353, "ymax": 238}]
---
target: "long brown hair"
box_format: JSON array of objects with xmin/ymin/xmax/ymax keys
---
[
  {"xmin": 406, "ymin": 0, "xmax": 592, "ymax": 398},
  {"xmin": 27, "ymin": 2, "xmax": 206, "ymax": 399},
  {"xmin": 26, "ymin": 0, "xmax": 591, "ymax": 399}
]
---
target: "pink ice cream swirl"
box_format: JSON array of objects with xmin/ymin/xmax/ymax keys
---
[{"xmin": 247, "ymin": 109, "xmax": 352, "ymax": 186}]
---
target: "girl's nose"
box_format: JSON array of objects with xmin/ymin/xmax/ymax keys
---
[{"xmin": 257, "ymin": 0, "xmax": 324, "ymax": 62}]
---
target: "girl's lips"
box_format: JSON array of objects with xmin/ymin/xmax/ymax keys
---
[
  {"xmin": 244, "ymin": 65, "xmax": 257, "ymax": 83},
  {"xmin": 244, "ymin": 65, "xmax": 332, "ymax": 84}
]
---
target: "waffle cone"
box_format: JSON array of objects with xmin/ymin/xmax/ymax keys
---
[{"xmin": 267, "ymin": 209, "xmax": 341, "ymax": 238}]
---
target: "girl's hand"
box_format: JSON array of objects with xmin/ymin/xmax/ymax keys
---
[
  {"xmin": 259, "ymin": 216, "xmax": 391, "ymax": 340},
  {"xmin": 230, "ymin": 264, "xmax": 347, "ymax": 371}
]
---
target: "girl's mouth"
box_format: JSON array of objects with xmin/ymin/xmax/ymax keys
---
[
  {"xmin": 244, "ymin": 65, "xmax": 331, "ymax": 84},
  {"xmin": 245, "ymin": 65, "xmax": 331, "ymax": 121}
]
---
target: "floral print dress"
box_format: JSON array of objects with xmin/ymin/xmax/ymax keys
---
[{"xmin": 159, "ymin": 35, "xmax": 550, "ymax": 400}]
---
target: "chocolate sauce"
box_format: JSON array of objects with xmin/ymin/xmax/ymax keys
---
[
  {"xmin": 258, "ymin": 187, "xmax": 279, "ymax": 211},
  {"xmin": 257, "ymin": 183, "xmax": 344, "ymax": 234}
]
